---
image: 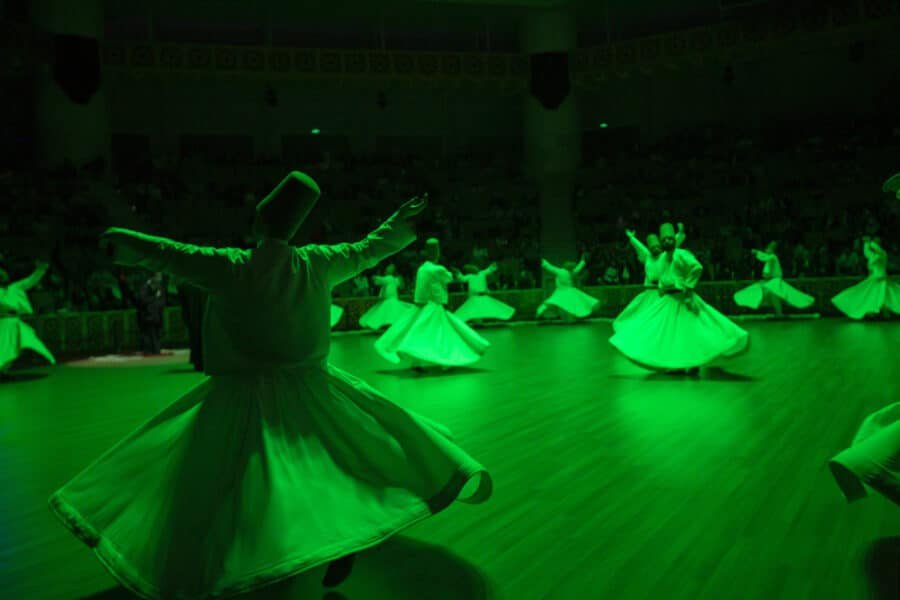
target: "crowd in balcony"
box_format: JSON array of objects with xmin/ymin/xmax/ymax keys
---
[{"xmin": 1, "ymin": 118, "xmax": 897, "ymax": 315}]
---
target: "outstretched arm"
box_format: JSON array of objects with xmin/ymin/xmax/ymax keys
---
[
  {"xmin": 101, "ymin": 228, "xmax": 243, "ymax": 292},
  {"xmin": 483, "ymin": 262, "xmax": 499, "ymax": 277},
  {"xmin": 541, "ymin": 259, "xmax": 566, "ymax": 278},
  {"xmin": 675, "ymin": 223, "xmax": 686, "ymax": 248},
  {"xmin": 309, "ymin": 195, "xmax": 425, "ymax": 288},
  {"xmin": 11, "ymin": 261, "xmax": 50, "ymax": 292},
  {"xmin": 752, "ymin": 250, "xmax": 774, "ymax": 263},
  {"xmin": 572, "ymin": 252, "xmax": 589, "ymax": 275},
  {"xmin": 626, "ymin": 230, "xmax": 650, "ymax": 263}
]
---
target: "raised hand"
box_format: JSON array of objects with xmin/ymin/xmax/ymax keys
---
[
  {"xmin": 625, "ymin": 229, "xmax": 636, "ymax": 238},
  {"xmin": 396, "ymin": 193, "xmax": 429, "ymax": 220}
]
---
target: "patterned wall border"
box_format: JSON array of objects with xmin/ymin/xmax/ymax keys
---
[{"xmin": 19, "ymin": 277, "xmax": 875, "ymax": 361}]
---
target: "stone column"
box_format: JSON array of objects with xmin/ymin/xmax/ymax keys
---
[
  {"xmin": 31, "ymin": 0, "xmax": 111, "ymax": 169},
  {"xmin": 520, "ymin": 10, "xmax": 582, "ymax": 284}
]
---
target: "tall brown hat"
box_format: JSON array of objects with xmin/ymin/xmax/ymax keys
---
[
  {"xmin": 659, "ymin": 222, "xmax": 676, "ymax": 238},
  {"xmin": 255, "ymin": 171, "xmax": 321, "ymax": 240}
]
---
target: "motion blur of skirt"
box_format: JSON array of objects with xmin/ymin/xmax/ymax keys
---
[
  {"xmin": 375, "ymin": 302, "xmax": 489, "ymax": 367},
  {"xmin": 733, "ymin": 278, "xmax": 815, "ymax": 310},
  {"xmin": 454, "ymin": 295, "xmax": 515, "ymax": 323},
  {"xmin": 609, "ymin": 292, "xmax": 749, "ymax": 370},
  {"xmin": 330, "ymin": 304, "xmax": 344, "ymax": 328},
  {"xmin": 612, "ymin": 289, "xmax": 662, "ymax": 333},
  {"xmin": 359, "ymin": 298, "xmax": 416, "ymax": 330},
  {"xmin": 0, "ymin": 317, "xmax": 56, "ymax": 371},
  {"xmin": 540, "ymin": 287, "xmax": 599, "ymax": 319},
  {"xmin": 831, "ymin": 276, "xmax": 900, "ymax": 319},
  {"xmin": 49, "ymin": 361, "xmax": 492, "ymax": 599},
  {"xmin": 829, "ymin": 402, "xmax": 900, "ymax": 507}
]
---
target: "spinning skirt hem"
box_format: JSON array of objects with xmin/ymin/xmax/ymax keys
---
[
  {"xmin": 47, "ymin": 363, "xmax": 492, "ymax": 599},
  {"xmin": 375, "ymin": 303, "xmax": 489, "ymax": 367},
  {"xmin": 831, "ymin": 277, "xmax": 900, "ymax": 320},
  {"xmin": 49, "ymin": 464, "xmax": 490, "ymax": 600},
  {"xmin": 733, "ymin": 278, "xmax": 815, "ymax": 310},
  {"xmin": 330, "ymin": 304, "xmax": 344, "ymax": 328},
  {"xmin": 609, "ymin": 293, "xmax": 749, "ymax": 370},
  {"xmin": 359, "ymin": 298, "xmax": 416, "ymax": 330},
  {"xmin": 454, "ymin": 295, "xmax": 515, "ymax": 322},
  {"xmin": 0, "ymin": 317, "xmax": 56, "ymax": 371},
  {"xmin": 541, "ymin": 287, "xmax": 599, "ymax": 319}
]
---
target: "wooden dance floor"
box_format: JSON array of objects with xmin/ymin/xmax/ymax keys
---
[{"xmin": 2, "ymin": 319, "xmax": 898, "ymax": 599}]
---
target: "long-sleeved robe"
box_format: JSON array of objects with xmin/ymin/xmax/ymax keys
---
[
  {"xmin": 537, "ymin": 259, "xmax": 599, "ymax": 319},
  {"xmin": 358, "ymin": 274, "xmax": 415, "ymax": 330},
  {"xmin": 48, "ymin": 215, "xmax": 492, "ymax": 599},
  {"xmin": 0, "ymin": 263, "xmax": 56, "ymax": 371},
  {"xmin": 832, "ymin": 241, "xmax": 900, "ymax": 319},
  {"xmin": 610, "ymin": 248, "xmax": 749, "ymax": 370},
  {"xmin": 454, "ymin": 265, "xmax": 515, "ymax": 322},
  {"xmin": 733, "ymin": 250, "xmax": 815, "ymax": 312},
  {"xmin": 375, "ymin": 260, "xmax": 489, "ymax": 366}
]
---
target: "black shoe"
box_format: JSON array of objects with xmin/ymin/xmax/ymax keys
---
[{"xmin": 323, "ymin": 554, "xmax": 356, "ymax": 588}]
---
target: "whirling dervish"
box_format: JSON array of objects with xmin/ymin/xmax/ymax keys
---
[
  {"xmin": 830, "ymin": 172, "xmax": 900, "ymax": 507},
  {"xmin": 831, "ymin": 236, "xmax": 900, "ymax": 320},
  {"xmin": 613, "ymin": 224, "xmax": 685, "ymax": 332},
  {"xmin": 453, "ymin": 262, "xmax": 515, "ymax": 325},
  {"xmin": 0, "ymin": 260, "xmax": 56, "ymax": 375},
  {"xmin": 375, "ymin": 237, "xmax": 490, "ymax": 370},
  {"xmin": 609, "ymin": 223, "xmax": 749, "ymax": 375},
  {"xmin": 733, "ymin": 241, "xmax": 815, "ymax": 318},
  {"xmin": 358, "ymin": 263, "xmax": 415, "ymax": 330},
  {"xmin": 330, "ymin": 302, "xmax": 344, "ymax": 328},
  {"xmin": 536, "ymin": 252, "xmax": 599, "ymax": 322},
  {"xmin": 49, "ymin": 173, "xmax": 492, "ymax": 598}
]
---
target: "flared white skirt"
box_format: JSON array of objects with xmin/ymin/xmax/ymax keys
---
[
  {"xmin": 49, "ymin": 362, "xmax": 492, "ymax": 599},
  {"xmin": 0, "ymin": 317, "xmax": 56, "ymax": 371},
  {"xmin": 454, "ymin": 295, "xmax": 515, "ymax": 322},
  {"xmin": 358, "ymin": 298, "xmax": 417, "ymax": 330},
  {"xmin": 612, "ymin": 289, "xmax": 662, "ymax": 333},
  {"xmin": 540, "ymin": 287, "xmax": 599, "ymax": 319},
  {"xmin": 375, "ymin": 303, "xmax": 490, "ymax": 367},
  {"xmin": 831, "ymin": 277, "xmax": 900, "ymax": 320},
  {"xmin": 733, "ymin": 278, "xmax": 815, "ymax": 310},
  {"xmin": 330, "ymin": 304, "xmax": 344, "ymax": 328},
  {"xmin": 609, "ymin": 292, "xmax": 749, "ymax": 370}
]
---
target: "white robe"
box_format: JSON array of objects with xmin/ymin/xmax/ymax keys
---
[
  {"xmin": 375, "ymin": 261, "xmax": 489, "ymax": 366},
  {"xmin": 454, "ymin": 267, "xmax": 515, "ymax": 323},
  {"xmin": 733, "ymin": 251, "xmax": 815, "ymax": 311},
  {"xmin": 0, "ymin": 263, "xmax": 56, "ymax": 371},
  {"xmin": 832, "ymin": 242, "xmax": 900, "ymax": 319},
  {"xmin": 610, "ymin": 249, "xmax": 749, "ymax": 370},
  {"xmin": 330, "ymin": 303, "xmax": 344, "ymax": 328},
  {"xmin": 358, "ymin": 274, "xmax": 416, "ymax": 330},
  {"xmin": 612, "ymin": 235, "xmax": 669, "ymax": 332},
  {"xmin": 539, "ymin": 259, "xmax": 599, "ymax": 319},
  {"xmin": 49, "ymin": 217, "xmax": 492, "ymax": 599}
]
